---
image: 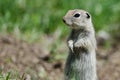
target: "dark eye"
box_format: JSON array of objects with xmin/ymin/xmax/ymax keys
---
[{"xmin": 73, "ymin": 13, "xmax": 80, "ymax": 18}]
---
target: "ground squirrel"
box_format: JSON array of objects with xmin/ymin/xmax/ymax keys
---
[{"xmin": 63, "ymin": 9, "xmax": 97, "ymax": 80}]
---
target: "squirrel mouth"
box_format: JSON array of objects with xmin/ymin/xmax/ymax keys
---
[
  {"xmin": 66, "ymin": 23, "xmax": 72, "ymax": 26},
  {"xmin": 63, "ymin": 21, "xmax": 72, "ymax": 27},
  {"xmin": 62, "ymin": 18, "xmax": 73, "ymax": 26}
]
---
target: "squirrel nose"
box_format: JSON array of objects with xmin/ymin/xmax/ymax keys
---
[{"xmin": 62, "ymin": 18, "xmax": 66, "ymax": 23}]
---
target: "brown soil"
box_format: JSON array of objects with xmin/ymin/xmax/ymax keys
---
[{"xmin": 0, "ymin": 35, "xmax": 120, "ymax": 80}]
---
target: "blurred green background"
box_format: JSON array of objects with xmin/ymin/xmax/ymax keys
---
[{"xmin": 0, "ymin": 0, "xmax": 120, "ymax": 42}]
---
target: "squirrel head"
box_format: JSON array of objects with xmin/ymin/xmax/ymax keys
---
[{"xmin": 63, "ymin": 9, "xmax": 93, "ymax": 30}]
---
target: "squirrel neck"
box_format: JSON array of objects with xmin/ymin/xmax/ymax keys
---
[{"xmin": 69, "ymin": 28, "xmax": 90, "ymax": 40}]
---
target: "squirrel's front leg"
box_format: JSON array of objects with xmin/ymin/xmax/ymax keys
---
[
  {"xmin": 74, "ymin": 38, "xmax": 93, "ymax": 50},
  {"xmin": 68, "ymin": 40, "xmax": 74, "ymax": 53}
]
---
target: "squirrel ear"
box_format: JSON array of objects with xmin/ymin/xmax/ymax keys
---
[{"xmin": 86, "ymin": 13, "xmax": 90, "ymax": 19}]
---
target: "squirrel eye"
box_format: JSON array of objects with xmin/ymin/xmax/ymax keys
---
[{"xmin": 73, "ymin": 13, "xmax": 80, "ymax": 18}]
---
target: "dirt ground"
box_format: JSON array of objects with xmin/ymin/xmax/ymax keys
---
[{"xmin": 0, "ymin": 34, "xmax": 120, "ymax": 80}]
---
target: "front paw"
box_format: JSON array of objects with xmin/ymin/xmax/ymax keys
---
[
  {"xmin": 68, "ymin": 40, "xmax": 73, "ymax": 48},
  {"xmin": 68, "ymin": 40, "xmax": 74, "ymax": 53}
]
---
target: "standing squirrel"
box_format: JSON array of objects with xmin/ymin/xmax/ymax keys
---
[{"xmin": 63, "ymin": 9, "xmax": 97, "ymax": 80}]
